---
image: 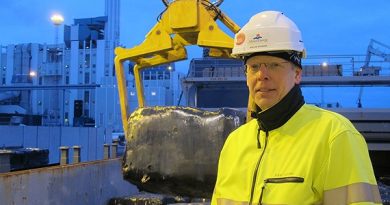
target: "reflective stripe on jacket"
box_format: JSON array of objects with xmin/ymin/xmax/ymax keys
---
[{"xmin": 212, "ymin": 104, "xmax": 381, "ymax": 205}]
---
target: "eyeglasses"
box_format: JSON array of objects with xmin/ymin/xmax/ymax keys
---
[{"xmin": 245, "ymin": 61, "xmax": 290, "ymax": 75}]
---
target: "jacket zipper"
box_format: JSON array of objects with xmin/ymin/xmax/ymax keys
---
[
  {"xmin": 256, "ymin": 127, "xmax": 261, "ymax": 148},
  {"xmin": 259, "ymin": 177, "xmax": 304, "ymax": 204},
  {"xmin": 264, "ymin": 177, "xmax": 304, "ymax": 183},
  {"xmin": 249, "ymin": 130, "xmax": 269, "ymax": 205}
]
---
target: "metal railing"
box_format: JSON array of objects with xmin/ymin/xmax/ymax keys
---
[
  {"xmin": 187, "ymin": 66, "xmax": 246, "ymax": 78},
  {"xmin": 185, "ymin": 55, "xmax": 390, "ymax": 78},
  {"xmin": 303, "ymin": 55, "xmax": 390, "ymax": 77}
]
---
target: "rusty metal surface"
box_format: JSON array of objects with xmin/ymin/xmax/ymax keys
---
[
  {"xmin": 0, "ymin": 158, "xmax": 138, "ymax": 205},
  {"xmin": 123, "ymin": 106, "xmax": 245, "ymax": 198}
]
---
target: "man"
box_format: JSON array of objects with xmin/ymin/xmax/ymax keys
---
[{"xmin": 211, "ymin": 11, "xmax": 381, "ymax": 205}]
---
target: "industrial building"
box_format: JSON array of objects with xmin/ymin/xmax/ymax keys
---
[{"xmin": 0, "ymin": 1, "xmax": 183, "ymax": 132}]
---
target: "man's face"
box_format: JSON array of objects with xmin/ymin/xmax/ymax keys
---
[{"xmin": 246, "ymin": 55, "xmax": 302, "ymax": 110}]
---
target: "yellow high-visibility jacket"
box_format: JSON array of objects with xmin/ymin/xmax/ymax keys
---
[{"xmin": 212, "ymin": 104, "xmax": 381, "ymax": 205}]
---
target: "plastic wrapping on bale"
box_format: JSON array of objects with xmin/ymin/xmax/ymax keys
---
[
  {"xmin": 122, "ymin": 106, "xmax": 246, "ymax": 198},
  {"xmin": 108, "ymin": 192, "xmax": 210, "ymax": 205},
  {"xmin": 108, "ymin": 193, "xmax": 177, "ymax": 205}
]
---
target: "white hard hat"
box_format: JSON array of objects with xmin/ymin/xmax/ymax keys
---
[{"xmin": 232, "ymin": 11, "xmax": 306, "ymax": 58}]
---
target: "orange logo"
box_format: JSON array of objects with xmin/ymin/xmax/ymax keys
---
[{"xmin": 236, "ymin": 33, "xmax": 245, "ymax": 45}]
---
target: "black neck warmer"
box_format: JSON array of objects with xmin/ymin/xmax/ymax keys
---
[{"xmin": 251, "ymin": 84, "xmax": 305, "ymax": 132}]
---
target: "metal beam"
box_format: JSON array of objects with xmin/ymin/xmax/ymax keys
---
[
  {"xmin": 183, "ymin": 76, "xmax": 390, "ymax": 86},
  {"xmin": 0, "ymin": 84, "xmax": 101, "ymax": 91},
  {"xmin": 301, "ymin": 76, "xmax": 390, "ymax": 86}
]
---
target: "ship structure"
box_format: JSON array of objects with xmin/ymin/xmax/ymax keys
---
[{"xmin": 0, "ymin": 0, "xmax": 389, "ymax": 204}]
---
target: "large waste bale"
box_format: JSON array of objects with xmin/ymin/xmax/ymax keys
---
[
  {"xmin": 122, "ymin": 106, "xmax": 245, "ymax": 198},
  {"xmin": 108, "ymin": 193, "xmax": 177, "ymax": 205}
]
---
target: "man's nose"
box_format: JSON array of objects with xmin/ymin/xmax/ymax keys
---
[{"xmin": 256, "ymin": 64, "xmax": 269, "ymax": 80}]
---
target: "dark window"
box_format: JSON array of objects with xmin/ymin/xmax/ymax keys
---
[
  {"xmin": 47, "ymin": 50, "xmax": 62, "ymax": 63},
  {"xmin": 85, "ymin": 72, "xmax": 90, "ymax": 84},
  {"xmin": 84, "ymin": 109, "xmax": 89, "ymax": 117},
  {"xmin": 84, "ymin": 91, "xmax": 90, "ymax": 103}
]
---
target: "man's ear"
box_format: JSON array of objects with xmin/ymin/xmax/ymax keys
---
[{"xmin": 295, "ymin": 67, "xmax": 302, "ymax": 84}]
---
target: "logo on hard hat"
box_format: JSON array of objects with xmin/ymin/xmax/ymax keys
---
[
  {"xmin": 249, "ymin": 33, "xmax": 268, "ymax": 44},
  {"xmin": 235, "ymin": 33, "xmax": 246, "ymax": 45},
  {"xmin": 253, "ymin": 34, "xmax": 262, "ymax": 40}
]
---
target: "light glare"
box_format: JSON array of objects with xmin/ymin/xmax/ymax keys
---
[
  {"xmin": 51, "ymin": 14, "xmax": 64, "ymax": 25},
  {"xmin": 29, "ymin": 71, "xmax": 37, "ymax": 77}
]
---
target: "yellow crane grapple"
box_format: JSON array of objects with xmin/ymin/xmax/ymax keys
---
[
  {"xmin": 114, "ymin": 0, "xmax": 240, "ymax": 134},
  {"xmin": 114, "ymin": 0, "xmax": 247, "ymax": 197}
]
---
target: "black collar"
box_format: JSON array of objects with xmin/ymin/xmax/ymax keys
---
[{"xmin": 251, "ymin": 84, "xmax": 305, "ymax": 132}]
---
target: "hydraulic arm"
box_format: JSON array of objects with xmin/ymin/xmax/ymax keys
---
[
  {"xmin": 114, "ymin": 0, "xmax": 240, "ymax": 134},
  {"xmin": 357, "ymin": 39, "xmax": 390, "ymax": 107}
]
